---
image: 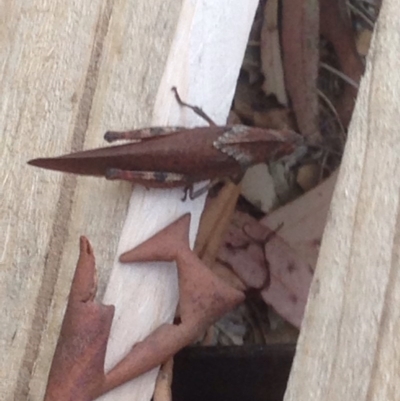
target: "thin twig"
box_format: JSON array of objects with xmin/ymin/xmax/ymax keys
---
[
  {"xmin": 347, "ymin": 1, "xmax": 375, "ymax": 28},
  {"xmin": 320, "ymin": 62, "xmax": 359, "ymax": 89},
  {"xmin": 317, "ymin": 89, "xmax": 347, "ymax": 146}
]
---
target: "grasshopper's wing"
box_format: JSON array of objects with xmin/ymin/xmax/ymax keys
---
[
  {"xmin": 214, "ymin": 126, "xmax": 301, "ymax": 145},
  {"xmin": 28, "ymin": 143, "xmax": 143, "ymax": 176}
]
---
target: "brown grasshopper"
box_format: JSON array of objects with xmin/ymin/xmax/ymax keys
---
[{"xmin": 28, "ymin": 88, "xmax": 303, "ymax": 199}]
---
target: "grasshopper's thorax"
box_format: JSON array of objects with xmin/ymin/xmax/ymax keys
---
[
  {"xmin": 213, "ymin": 125, "xmax": 302, "ymax": 170},
  {"xmin": 213, "ymin": 126, "xmax": 253, "ymax": 167}
]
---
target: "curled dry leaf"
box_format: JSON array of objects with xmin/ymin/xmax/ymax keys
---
[
  {"xmin": 282, "ymin": 0, "xmax": 320, "ymax": 144},
  {"xmin": 320, "ymin": 0, "xmax": 364, "ymax": 128}
]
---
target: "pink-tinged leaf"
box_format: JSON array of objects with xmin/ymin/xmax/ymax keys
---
[
  {"xmin": 238, "ymin": 215, "xmax": 314, "ymax": 329},
  {"xmin": 219, "ymin": 171, "xmax": 337, "ymax": 328},
  {"xmin": 219, "ymin": 222, "xmax": 269, "ymax": 289},
  {"xmin": 261, "ymin": 236, "xmax": 313, "ymax": 328},
  {"xmin": 219, "ymin": 211, "xmax": 313, "ymax": 328},
  {"xmin": 261, "ymin": 170, "xmax": 338, "ymax": 268}
]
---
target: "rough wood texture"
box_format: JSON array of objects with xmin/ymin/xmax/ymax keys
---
[
  {"xmin": 0, "ymin": 1, "xmax": 258, "ymax": 400},
  {"xmin": 1, "ymin": 2, "xmax": 181, "ymax": 400},
  {"xmin": 284, "ymin": 1, "xmax": 400, "ymax": 400}
]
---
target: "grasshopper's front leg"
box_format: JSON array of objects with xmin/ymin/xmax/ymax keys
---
[
  {"xmin": 105, "ymin": 88, "xmax": 217, "ymax": 143},
  {"xmin": 105, "ymin": 87, "xmax": 217, "ymax": 144},
  {"xmin": 172, "ymin": 87, "xmax": 217, "ymax": 126},
  {"xmin": 172, "ymin": 87, "xmax": 230, "ymax": 200}
]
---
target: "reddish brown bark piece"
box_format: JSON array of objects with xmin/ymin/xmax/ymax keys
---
[
  {"xmin": 282, "ymin": 0, "xmax": 320, "ymax": 144},
  {"xmin": 44, "ymin": 218, "xmax": 244, "ymax": 400},
  {"xmin": 110, "ymin": 214, "xmax": 245, "ymax": 390},
  {"xmin": 44, "ymin": 237, "xmax": 115, "ymax": 401}
]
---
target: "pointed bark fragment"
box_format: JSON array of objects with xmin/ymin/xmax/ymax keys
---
[
  {"xmin": 112, "ymin": 214, "xmax": 245, "ymax": 390},
  {"xmin": 45, "ymin": 217, "xmax": 244, "ymax": 400},
  {"xmin": 44, "ymin": 237, "xmax": 115, "ymax": 401}
]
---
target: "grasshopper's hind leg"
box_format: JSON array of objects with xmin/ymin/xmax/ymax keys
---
[
  {"xmin": 106, "ymin": 169, "xmax": 190, "ymax": 186},
  {"xmin": 104, "ymin": 127, "xmax": 185, "ymax": 143},
  {"xmin": 172, "ymin": 87, "xmax": 217, "ymax": 127},
  {"xmin": 106, "ymin": 169, "xmax": 200, "ymax": 202},
  {"xmin": 106, "ymin": 169, "xmax": 223, "ymax": 201}
]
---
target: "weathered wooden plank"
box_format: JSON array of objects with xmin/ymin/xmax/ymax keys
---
[
  {"xmin": 1, "ymin": 1, "xmax": 180, "ymax": 400},
  {"xmin": 0, "ymin": 1, "xmax": 111, "ymax": 398},
  {"xmin": 284, "ymin": 0, "xmax": 400, "ymax": 399}
]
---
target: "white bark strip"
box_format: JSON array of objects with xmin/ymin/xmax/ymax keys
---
[{"xmin": 98, "ymin": 1, "xmax": 259, "ymax": 400}]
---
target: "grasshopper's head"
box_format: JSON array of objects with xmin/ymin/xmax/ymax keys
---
[{"xmin": 271, "ymin": 129, "xmax": 305, "ymax": 160}]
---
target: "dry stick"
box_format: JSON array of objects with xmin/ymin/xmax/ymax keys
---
[
  {"xmin": 153, "ymin": 359, "xmax": 174, "ymax": 401},
  {"xmin": 97, "ymin": 1, "xmax": 259, "ymax": 400}
]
